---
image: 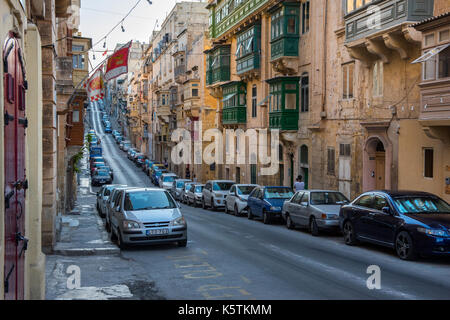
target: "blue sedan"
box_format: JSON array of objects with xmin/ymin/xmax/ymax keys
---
[
  {"xmin": 340, "ymin": 190, "xmax": 450, "ymax": 260},
  {"xmin": 247, "ymin": 186, "xmax": 294, "ymax": 224}
]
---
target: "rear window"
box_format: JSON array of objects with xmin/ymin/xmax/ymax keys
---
[
  {"xmin": 213, "ymin": 182, "xmax": 234, "ymax": 191},
  {"xmin": 237, "ymin": 185, "xmax": 257, "ymax": 195},
  {"xmin": 393, "ymin": 196, "xmax": 450, "ymax": 214},
  {"xmin": 264, "ymin": 188, "xmax": 294, "ymax": 199},
  {"xmin": 124, "ymin": 191, "xmax": 176, "ymax": 211},
  {"xmin": 163, "ymin": 176, "xmax": 176, "ymax": 182},
  {"xmin": 195, "ymin": 186, "xmax": 204, "ymax": 193}
]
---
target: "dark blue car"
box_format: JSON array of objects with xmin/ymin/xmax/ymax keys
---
[
  {"xmin": 340, "ymin": 190, "xmax": 450, "ymax": 260},
  {"xmin": 247, "ymin": 186, "xmax": 294, "ymax": 224}
]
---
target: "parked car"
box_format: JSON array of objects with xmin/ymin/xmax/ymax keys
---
[
  {"xmin": 181, "ymin": 182, "xmax": 196, "ymax": 204},
  {"xmin": 131, "ymin": 151, "xmax": 141, "ymax": 163},
  {"xmin": 96, "ymin": 184, "xmax": 126, "ymax": 218},
  {"xmin": 104, "ymin": 126, "xmax": 112, "ymax": 134},
  {"xmin": 225, "ymin": 184, "xmax": 259, "ymax": 216},
  {"xmin": 282, "ymin": 190, "xmax": 349, "ymax": 235},
  {"xmin": 247, "ymin": 186, "xmax": 294, "ymax": 224},
  {"xmin": 340, "ymin": 190, "xmax": 450, "ymax": 260},
  {"xmin": 159, "ymin": 173, "xmax": 179, "ymax": 190},
  {"xmin": 186, "ymin": 184, "xmax": 205, "ymax": 207},
  {"xmin": 93, "ymin": 165, "xmax": 114, "ymax": 180},
  {"xmin": 89, "ymin": 146, "xmax": 102, "ymax": 158},
  {"xmin": 116, "ymin": 135, "xmax": 124, "ymax": 144},
  {"xmin": 127, "ymin": 148, "xmax": 138, "ymax": 160},
  {"xmin": 151, "ymin": 167, "xmax": 167, "ymax": 185},
  {"xmin": 122, "ymin": 141, "xmax": 132, "ymax": 151},
  {"xmin": 90, "ymin": 161, "xmax": 106, "ymax": 175},
  {"xmin": 149, "ymin": 163, "xmax": 165, "ymax": 176},
  {"xmin": 171, "ymin": 179, "xmax": 192, "ymax": 201},
  {"xmin": 89, "ymin": 156, "xmax": 104, "ymax": 166},
  {"xmin": 202, "ymin": 180, "xmax": 235, "ymax": 211},
  {"xmin": 91, "ymin": 170, "xmax": 113, "ymax": 187},
  {"xmin": 105, "ymin": 186, "xmax": 133, "ymax": 232},
  {"xmin": 109, "ymin": 188, "xmax": 187, "ymax": 249}
]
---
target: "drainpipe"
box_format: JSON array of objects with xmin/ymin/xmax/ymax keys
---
[{"xmin": 322, "ymin": 0, "xmax": 328, "ymax": 116}]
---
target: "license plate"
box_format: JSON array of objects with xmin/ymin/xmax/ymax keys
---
[{"xmin": 146, "ymin": 229, "xmax": 169, "ymax": 236}]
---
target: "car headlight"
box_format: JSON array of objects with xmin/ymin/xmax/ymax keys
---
[
  {"xmin": 170, "ymin": 216, "xmax": 186, "ymax": 226},
  {"xmin": 417, "ymin": 227, "xmax": 449, "ymax": 238},
  {"xmin": 123, "ymin": 220, "xmax": 141, "ymax": 229},
  {"xmin": 270, "ymin": 206, "xmax": 281, "ymax": 211}
]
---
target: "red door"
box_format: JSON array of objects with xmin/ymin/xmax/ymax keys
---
[{"xmin": 3, "ymin": 32, "xmax": 27, "ymax": 300}]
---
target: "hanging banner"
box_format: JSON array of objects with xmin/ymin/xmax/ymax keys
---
[
  {"xmin": 104, "ymin": 41, "xmax": 132, "ymax": 82},
  {"xmin": 86, "ymin": 68, "xmax": 104, "ymax": 102}
]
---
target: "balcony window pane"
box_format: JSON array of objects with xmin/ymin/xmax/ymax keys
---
[
  {"xmin": 287, "ymin": 17, "xmax": 296, "ymax": 34},
  {"xmin": 424, "ymin": 53, "xmax": 436, "ymax": 80},
  {"xmin": 438, "ymin": 46, "xmax": 450, "ymax": 79},
  {"xmin": 285, "ymin": 93, "xmax": 296, "ymax": 110},
  {"xmin": 347, "ymin": 0, "xmax": 354, "ymax": 13},
  {"xmin": 439, "ymin": 30, "xmax": 449, "ymax": 42},
  {"xmin": 356, "ymin": 0, "xmax": 363, "ymax": 9}
]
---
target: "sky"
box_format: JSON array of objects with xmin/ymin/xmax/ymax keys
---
[{"xmin": 79, "ymin": 0, "xmax": 201, "ymax": 69}]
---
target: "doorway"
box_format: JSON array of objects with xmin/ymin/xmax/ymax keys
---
[{"xmin": 375, "ymin": 141, "xmax": 386, "ymax": 190}]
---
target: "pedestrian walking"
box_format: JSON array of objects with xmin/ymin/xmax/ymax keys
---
[
  {"xmin": 294, "ymin": 175, "xmax": 305, "ymax": 192},
  {"xmin": 193, "ymin": 174, "xmax": 198, "ymax": 183}
]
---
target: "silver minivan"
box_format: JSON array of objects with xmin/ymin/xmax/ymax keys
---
[
  {"xmin": 109, "ymin": 188, "xmax": 187, "ymax": 249},
  {"xmin": 282, "ymin": 190, "xmax": 350, "ymax": 236},
  {"xmin": 202, "ymin": 180, "xmax": 235, "ymax": 211}
]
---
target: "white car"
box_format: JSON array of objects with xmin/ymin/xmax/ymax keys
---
[
  {"xmin": 202, "ymin": 180, "xmax": 235, "ymax": 211},
  {"xmin": 186, "ymin": 184, "xmax": 205, "ymax": 207},
  {"xmin": 225, "ymin": 184, "xmax": 259, "ymax": 216},
  {"xmin": 159, "ymin": 173, "xmax": 179, "ymax": 190}
]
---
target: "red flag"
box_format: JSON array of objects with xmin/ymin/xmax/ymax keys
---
[
  {"xmin": 104, "ymin": 41, "xmax": 132, "ymax": 82},
  {"xmin": 103, "ymin": 49, "xmax": 108, "ymax": 56},
  {"xmin": 86, "ymin": 68, "xmax": 104, "ymax": 102}
]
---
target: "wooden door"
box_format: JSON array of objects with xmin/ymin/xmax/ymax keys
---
[{"xmin": 375, "ymin": 152, "xmax": 386, "ymax": 190}]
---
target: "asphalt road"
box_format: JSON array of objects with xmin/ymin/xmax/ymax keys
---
[{"xmin": 89, "ymin": 105, "xmax": 450, "ymax": 300}]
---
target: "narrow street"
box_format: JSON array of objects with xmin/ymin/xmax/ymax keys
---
[{"xmin": 89, "ymin": 105, "xmax": 450, "ymax": 300}]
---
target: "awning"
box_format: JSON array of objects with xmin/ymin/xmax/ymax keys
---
[
  {"xmin": 222, "ymin": 93, "xmax": 237, "ymax": 102},
  {"xmin": 257, "ymin": 94, "xmax": 272, "ymax": 106},
  {"xmin": 412, "ymin": 43, "xmax": 450, "ymax": 64}
]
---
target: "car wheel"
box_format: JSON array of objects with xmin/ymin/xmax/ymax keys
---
[
  {"xmin": 224, "ymin": 202, "xmax": 229, "ymax": 214},
  {"xmin": 117, "ymin": 230, "xmax": 127, "ymax": 250},
  {"xmin": 234, "ymin": 205, "xmax": 240, "ymax": 217},
  {"xmin": 310, "ymin": 217, "xmax": 319, "ymax": 236},
  {"xmin": 395, "ymin": 231, "xmax": 418, "ymax": 261},
  {"xmin": 211, "ymin": 198, "xmax": 216, "ymax": 211},
  {"xmin": 178, "ymin": 239, "xmax": 188, "ymax": 247},
  {"xmin": 248, "ymin": 208, "xmax": 254, "ymax": 220},
  {"xmin": 110, "ymin": 226, "xmax": 118, "ymax": 241},
  {"xmin": 286, "ymin": 214, "xmax": 295, "ymax": 230},
  {"xmin": 263, "ymin": 210, "xmax": 271, "ymax": 225},
  {"xmin": 105, "ymin": 219, "xmax": 111, "ymax": 233},
  {"xmin": 202, "ymin": 198, "xmax": 207, "ymax": 209},
  {"xmin": 343, "ymin": 220, "xmax": 357, "ymax": 245}
]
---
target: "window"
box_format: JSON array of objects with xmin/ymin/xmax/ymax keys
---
[
  {"xmin": 251, "ymin": 164, "xmax": 257, "ymax": 184},
  {"xmin": 301, "ymin": 1, "xmax": 310, "ymax": 34},
  {"xmin": 192, "ymin": 88, "xmax": 199, "ymax": 97},
  {"xmin": 342, "ymin": 63, "xmax": 354, "ymax": 99},
  {"xmin": 373, "ymin": 196, "xmax": 389, "ymax": 211},
  {"xmin": 72, "ymin": 45, "xmax": 83, "ymax": 52},
  {"xmin": 439, "ymin": 30, "xmax": 449, "ymax": 42},
  {"xmin": 73, "ymin": 54, "xmax": 85, "ymax": 69},
  {"xmin": 270, "ymin": 83, "xmax": 282, "ymax": 112},
  {"xmin": 438, "ymin": 46, "xmax": 450, "ymax": 79},
  {"xmin": 346, "ymin": 0, "xmax": 373, "ymax": 14},
  {"xmin": 340, "ymin": 144, "xmax": 351, "ymax": 157},
  {"xmin": 423, "ymin": 51, "xmax": 436, "ymax": 80},
  {"xmin": 236, "ymin": 27, "xmax": 257, "ymax": 59},
  {"xmin": 300, "ymin": 74, "xmax": 309, "ymax": 112},
  {"xmin": 271, "ymin": 10, "xmax": 283, "ymax": 39},
  {"xmin": 424, "ymin": 148, "xmax": 433, "ymax": 178},
  {"xmin": 72, "ymin": 110, "xmax": 80, "ymax": 123},
  {"xmin": 373, "ymin": 60, "xmax": 383, "ymax": 97},
  {"xmin": 327, "ymin": 147, "xmax": 335, "ymax": 176},
  {"xmin": 252, "ymin": 85, "xmax": 257, "ymax": 118},
  {"xmin": 355, "ymin": 195, "xmax": 374, "ymax": 208}
]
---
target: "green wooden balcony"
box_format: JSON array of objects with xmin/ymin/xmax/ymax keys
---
[
  {"xmin": 270, "ymin": 2, "xmax": 300, "ymax": 61},
  {"xmin": 266, "ymin": 76, "xmax": 300, "ymax": 131},
  {"xmin": 221, "ymin": 81, "xmax": 247, "ymax": 125},
  {"xmin": 223, "ymin": 106, "xmax": 247, "ymax": 124},
  {"xmin": 236, "ymin": 24, "xmax": 261, "ymax": 74},
  {"xmin": 206, "ymin": 45, "xmax": 231, "ymax": 86}
]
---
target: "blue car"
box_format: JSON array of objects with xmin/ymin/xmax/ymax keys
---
[
  {"xmin": 105, "ymin": 126, "xmax": 112, "ymax": 134},
  {"xmin": 247, "ymin": 186, "xmax": 294, "ymax": 224},
  {"xmin": 339, "ymin": 190, "xmax": 450, "ymax": 260},
  {"xmin": 152, "ymin": 168, "xmax": 168, "ymax": 185}
]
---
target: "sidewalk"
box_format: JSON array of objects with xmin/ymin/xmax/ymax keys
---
[{"xmin": 45, "ymin": 148, "xmax": 165, "ymax": 300}]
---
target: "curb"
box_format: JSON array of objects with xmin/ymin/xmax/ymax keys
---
[{"xmin": 52, "ymin": 246, "xmax": 120, "ymax": 256}]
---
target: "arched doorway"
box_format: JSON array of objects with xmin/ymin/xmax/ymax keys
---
[{"xmin": 364, "ymin": 137, "xmax": 388, "ymax": 191}]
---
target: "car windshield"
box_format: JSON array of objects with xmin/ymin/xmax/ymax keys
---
[
  {"xmin": 310, "ymin": 192, "xmax": 350, "ymax": 205},
  {"xmin": 264, "ymin": 188, "xmax": 294, "ymax": 199},
  {"xmin": 163, "ymin": 176, "xmax": 176, "ymax": 182},
  {"xmin": 176, "ymin": 181, "xmax": 185, "ymax": 188},
  {"xmin": 124, "ymin": 191, "xmax": 177, "ymax": 211},
  {"xmin": 213, "ymin": 182, "xmax": 234, "ymax": 191},
  {"xmin": 96, "ymin": 171, "xmax": 109, "ymax": 176},
  {"xmin": 237, "ymin": 186, "xmax": 257, "ymax": 195},
  {"xmin": 185, "ymin": 184, "xmax": 194, "ymax": 191},
  {"xmin": 195, "ymin": 186, "xmax": 204, "ymax": 193},
  {"xmin": 393, "ymin": 196, "xmax": 450, "ymax": 214}
]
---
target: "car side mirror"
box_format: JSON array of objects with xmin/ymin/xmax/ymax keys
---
[{"xmin": 382, "ymin": 207, "xmax": 392, "ymax": 215}]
